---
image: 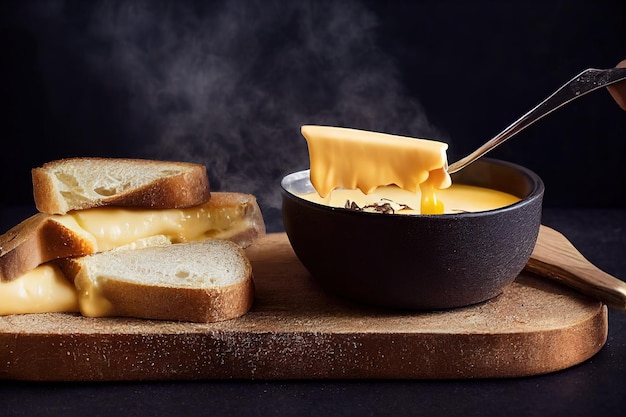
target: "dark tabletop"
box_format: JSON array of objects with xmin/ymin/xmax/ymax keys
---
[{"xmin": 1, "ymin": 205, "xmax": 625, "ymax": 417}]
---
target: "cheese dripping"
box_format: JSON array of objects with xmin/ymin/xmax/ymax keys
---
[{"xmin": 301, "ymin": 125, "xmax": 451, "ymax": 214}]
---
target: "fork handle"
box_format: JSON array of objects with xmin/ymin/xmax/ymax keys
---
[
  {"xmin": 448, "ymin": 67, "xmax": 626, "ymax": 174},
  {"xmin": 607, "ymin": 59, "xmax": 626, "ymax": 110}
]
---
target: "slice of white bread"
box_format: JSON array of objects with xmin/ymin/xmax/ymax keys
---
[
  {"xmin": 0, "ymin": 192, "xmax": 265, "ymax": 283},
  {"xmin": 32, "ymin": 157, "xmax": 211, "ymax": 214},
  {"xmin": 62, "ymin": 239, "xmax": 254, "ymax": 323}
]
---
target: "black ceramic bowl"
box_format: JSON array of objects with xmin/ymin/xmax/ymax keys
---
[{"xmin": 281, "ymin": 158, "xmax": 545, "ymax": 310}]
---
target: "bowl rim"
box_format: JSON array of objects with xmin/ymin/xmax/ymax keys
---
[{"xmin": 281, "ymin": 158, "xmax": 544, "ymax": 218}]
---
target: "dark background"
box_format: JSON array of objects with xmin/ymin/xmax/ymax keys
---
[{"xmin": 1, "ymin": 0, "xmax": 625, "ymax": 231}]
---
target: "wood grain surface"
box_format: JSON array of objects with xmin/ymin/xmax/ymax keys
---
[
  {"xmin": 0, "ymin": 232, "xmax": 608, "ymax": 381},
  {"xmin": 527, "ymin": 225, "xmax": 626, "ymax": 309}
]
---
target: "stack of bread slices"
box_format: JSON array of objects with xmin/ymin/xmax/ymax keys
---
[{"xmin": 0, "ymin": 157, "xmax": 266, "ymax": 323}]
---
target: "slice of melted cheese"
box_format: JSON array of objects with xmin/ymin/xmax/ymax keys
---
[
  {"xmin": 301, "ymin": 125, "xmax": 452, "ymax": 214},
  {"xmin": 0, "ymin": 201, "xmax": 258, "ymax": 316}
]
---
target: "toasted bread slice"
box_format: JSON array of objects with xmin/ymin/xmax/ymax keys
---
[
  {"xmin": 0, "ymin": 213, "xmax": 97, "ymax": 284},
  {"xmin": 32, "ymin": 157, "xmax": 211, "ymax": 214},
  {"xmin": 0, "ymin": 192, "xmax": 265, "ymax": 282},
  {"xmin": 65, "ymin": 239, "xmax": 254, "ymax": 323}
]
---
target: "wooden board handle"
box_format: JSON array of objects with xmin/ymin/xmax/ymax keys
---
[{"xmin": 526, "ymin": 225, "xmax": 626, "ymax": 310}]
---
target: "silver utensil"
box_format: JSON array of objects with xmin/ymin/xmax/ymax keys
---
[{"xmin": 447, "ymin": 67, "xmax": 626, "ymax": 174}]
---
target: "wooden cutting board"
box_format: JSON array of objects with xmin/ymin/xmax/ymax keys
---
[{"xmin": 0, "ymin": 232, "xmax": 607, "ymax": 381}]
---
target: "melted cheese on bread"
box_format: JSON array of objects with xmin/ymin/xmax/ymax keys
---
[
  {"xmin": 0, "ymin": 200, "xmax": 259, "ymax": 316},
  {"xmin": 65, "ymin": 202, "xmax": 254, "ymax": 250},
  {"xmin": 0, "ymin": 264, "xmax": 78, "ymax": 315}
]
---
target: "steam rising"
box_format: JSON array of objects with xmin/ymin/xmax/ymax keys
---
[{"xmin": 22, "ymin": 0, "xmax": 443, "ymax": 231}]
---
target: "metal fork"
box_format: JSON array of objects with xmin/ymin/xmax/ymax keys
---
[{"xmin": 447, "ymin": 67, "xmax": 626, "ymax": 174}]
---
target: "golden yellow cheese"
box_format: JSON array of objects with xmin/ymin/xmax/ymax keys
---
[
  {"xmin": 63, "ymin": 202, "xmax": 251, "ymax": 251},
  {"xmin": 301, "ymin": 184, "xmax": 520, "ymax": 214},
  {"xmin": 0, "ymin": 264, "xmax": 78, "ymax": 315},
  {"xmin": 301, "ymin": 125, "xmax": 452, "ymax": 214},
  {"xmin": 74, "ymin": 272, "xmax": 115, "ymax": 318}
]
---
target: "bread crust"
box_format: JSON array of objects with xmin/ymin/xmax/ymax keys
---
[
  {"xmin": 0, "ymin": 214, "xmax": 96, "ymax": 282},
  {"xmin": 207, "ymin": 192, "xmax": 267, "ymax": 247},
  {"xmin": 32, "ymin": 158, "xmax": 211, "ymax": 214},
  {"xmin": 95, "ymin": 265, "xmax": 255, "ymax": 323}
]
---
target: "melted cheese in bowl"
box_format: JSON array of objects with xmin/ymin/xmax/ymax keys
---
[{"xmin": 301, "ymin": 184, "xmax": 520, "ymax": 214}]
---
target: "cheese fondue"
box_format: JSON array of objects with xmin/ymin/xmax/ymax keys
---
[
  {"xmin": 301, "ymin": 184, "xmax": 520, "ymax": 214},
  {"xmin": 300, "ymin": 125, "xmax": 520, "ymax": 214},
  {"xmin": 301, "ymin": 125, "xmax": 451, "ymax": 214}
]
